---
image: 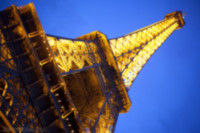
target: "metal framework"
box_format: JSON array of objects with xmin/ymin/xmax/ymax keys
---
[
  {"xmin": 0, "ymin": 3, "xmax": 184, "ymax": 133},
  {"xmin": 109, "ymin": 15, "xmax": 183, "ymax": 90}
]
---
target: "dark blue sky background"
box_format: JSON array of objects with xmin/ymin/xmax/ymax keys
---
[{"xmin": 1, "ymin": 0, "xmax": 200, "ymax": 133}]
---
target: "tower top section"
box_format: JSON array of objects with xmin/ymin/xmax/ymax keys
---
[
  {"xmin": 165, "ymin": 11, "xmax": 185, "ymax": 29},
  {"xmin": 109, "ymin": 11, "xmax": 185, "ymax": 90}
]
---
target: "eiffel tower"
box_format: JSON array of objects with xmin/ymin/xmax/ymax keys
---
[{"xmin": 0, "ymin": 3, "xmax": 185, "ymax": 133}]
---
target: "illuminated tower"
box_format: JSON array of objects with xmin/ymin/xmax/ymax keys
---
[{"xmin": 0, "ymin": 3, "xmax": 184, "ymax": 133}]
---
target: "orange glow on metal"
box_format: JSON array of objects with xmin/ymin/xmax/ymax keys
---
[
  {"xmin": 47, "ymin": 36, "xmax": 100, "ymax": 73},
  {"xmin": 109, "ymin": 17, "xmax": 179, "ymax": 89},
  {"xmin": 0, "ymin": 3, "xmax": 185, "ymax": 133}
]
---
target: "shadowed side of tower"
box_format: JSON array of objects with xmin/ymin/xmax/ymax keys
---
[
  {"xmin": 0, "ymin": 3, "xmax": 81, "ymax": 133},
  {"xmin": 0, "ymin": 3, "xmax": 185, "ymax": 133}
]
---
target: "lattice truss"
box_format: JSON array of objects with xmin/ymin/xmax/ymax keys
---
[
  {"xmin": 109, "ymin": 17, "xmax": 179, "ymax": 90},
  {"xmin": 0, "ymin": 33, "xmax": 16, "ymax": 71},
  {"xmin": 0, "ymin": 41, "xmax": 41, "ymax": 132},
  {"xmin": 95, "ymin": 103, "xmax": 115, "ymax": 133},
  {"xmin": 47, "ymin": 36, "xmax": 101, "ymax": 73}
]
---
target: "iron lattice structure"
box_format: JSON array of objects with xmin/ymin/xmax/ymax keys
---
[{"xmin": 0, "ymin": 3, "xmax": 184, "ymax": 133}]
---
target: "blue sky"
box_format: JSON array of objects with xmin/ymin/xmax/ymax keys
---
[{"xmin": 1, "ymin": 0, "xmax": 200, "ymax": 133}]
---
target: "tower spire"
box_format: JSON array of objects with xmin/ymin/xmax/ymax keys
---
[{"xmin": 109, "ymin": 11, "xmax": 185, "ymax": 90}]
